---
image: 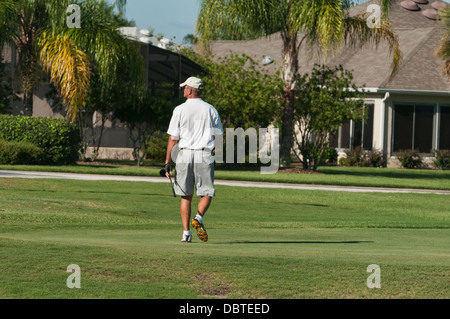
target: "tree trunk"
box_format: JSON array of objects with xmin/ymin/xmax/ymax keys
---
[
  {"xmin": 23, "ymin": 90, "xmax": 34, "ymax": 116},
  {"xmin": 18, "ymin": 41, "xmax": 38, "ymax": 117},
  {"xmin": 19, "ymin": 48, "xmax": 37, "ymax": 117},
  {"xmin": 93, "ymin": 112, "xmax": 107, "ymax": 161},
  {"xmin": 280, "ymin": 88, "xmax": 295, "ymax": 168},
  {"xmin": 279, "ymin": 32, "xmax": 300, "ymax": 168}
]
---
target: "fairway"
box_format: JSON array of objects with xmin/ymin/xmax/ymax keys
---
[{"xmin": 0, "ymin": 177, "xmax": 449, "ymax": 299}]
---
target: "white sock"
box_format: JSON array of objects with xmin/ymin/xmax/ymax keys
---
[
  {"xmin": 184, "ymin": 230, "xmax": 191, "ymax": 236},
  {"xmin": 195, "ymin": 214, "xmax": 203, "ymax": 223}
]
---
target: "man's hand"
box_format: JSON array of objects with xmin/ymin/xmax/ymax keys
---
[
  {"xmin": 164, "ymin": 163, "xmax": 172, "ymax": 178},
  {"xmin": 165, "ymin": 136, "xmax": 178, "ymax": 178}
]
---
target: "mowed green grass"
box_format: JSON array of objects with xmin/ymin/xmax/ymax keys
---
[
  {"xmin": 1, "ymin": 164, "xmax": 450, "ymax": 190},
  {"xmin": 0, "ymin": 177, "xmax": 449, "ymax": 299}
]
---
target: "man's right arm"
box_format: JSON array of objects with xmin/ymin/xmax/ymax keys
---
[{"xmin": 165, "ymin": 136, "xmax": 178, "ymax": 178}]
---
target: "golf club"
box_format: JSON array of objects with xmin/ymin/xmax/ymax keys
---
[{"xmin": 160, "ymin": 168, "xmax": 176, "ymax": 197}]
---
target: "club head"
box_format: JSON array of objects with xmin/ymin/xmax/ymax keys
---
[{"xmin": 159, "ymin": 168, "xmax": 166, "ymax": 177}]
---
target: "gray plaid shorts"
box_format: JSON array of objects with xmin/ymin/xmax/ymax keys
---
[{"xmin": 174, "ymin": 149, "xmax": 215, "ymax": 197}]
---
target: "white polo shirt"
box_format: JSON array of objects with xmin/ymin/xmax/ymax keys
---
[{"xmin": 167, "ymin": 98, "xmax": 223, "ymax": 150}]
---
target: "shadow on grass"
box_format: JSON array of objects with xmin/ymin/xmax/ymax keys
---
[
  {"xmin": 217, "ymin": 240, "xmax": 374, "ymax": 245},
  {"xmin": 77, "ymin": 164, "xmax": 120, "ymax": 169}
]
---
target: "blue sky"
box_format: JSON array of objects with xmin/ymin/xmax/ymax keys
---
[
  {"xmin": 120, "ymin": 0, "xmax": 200, "ymax": 44},
  {"xmin": 118, "ymin": 0, "xmax": 450, "ymax": 44}
]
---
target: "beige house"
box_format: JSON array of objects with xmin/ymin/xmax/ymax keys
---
[{"xmin": 207, "ymin": 0, "xmax": 450, "ymax": 167}]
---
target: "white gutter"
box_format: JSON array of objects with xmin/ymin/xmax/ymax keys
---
[
  {"xmin": 377, "ymin": 88, "xmax": 450, "ymax": 96},
  {"xmin": 347, "ymin": 87, "xmax": 450, "ymax": 96},
  {"xmin": 344, "ymin": 87, "xmax": 380, "ymax": 93}
]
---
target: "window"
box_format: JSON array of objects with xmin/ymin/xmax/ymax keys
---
[
  {"xmin": 330, "ymin": 103, "xmax": 374, "ymax": 150},
  {"xmin": 353, "ymin": 103, "xmax": 374, "ymax": 150},
  {"xmin": 340, "ymin": 121, "xmax": 351, "ymax": 149},
  {"xmin": 440, "ymin": 106, "xmax": 450, "ymax": 150},
  {"xmin": 393, "ymin": 104, "xmax": 414, "ymax": 152},
  {"xmin": 393, "ymin": 104, "xmax": 434, "ymax": 153},
  {"xmin": 414, "ymin": 105, "xmax": 434, "ymax": 153}
]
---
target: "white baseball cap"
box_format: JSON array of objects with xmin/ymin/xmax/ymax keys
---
[{"xmin": 180, "ymin": 76, "xmax": 204, "ymax": 89}]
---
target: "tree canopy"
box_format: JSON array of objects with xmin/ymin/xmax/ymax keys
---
[{"xmin": 293, "ymin": 64, "xmax": 366, "ymax": 170}]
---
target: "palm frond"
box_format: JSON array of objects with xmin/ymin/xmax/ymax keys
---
[
  {"xmin": 296, "ymin": 0, "xmax": 345, "ymax": 57},
  {"xmin": 0, "ymin": 0, "xmax": 18, "ymax": 44},
  {"xmin": 37, "ymin": 0, "xmax": 143, "ymax": 119},
  {"xmin": 65, "ymin": 0, "xmax": 143, "ymax": 89},
  {"xmin": 195, "ymin": 0, "xmax": 280, "ymax": 51},
  {"xmin": 436, "ymin": 7, "xmax": 450, "ymax": 80},
  {"xmin": 343, "ymin": 15, "xmax": 402, "ymax": 79},
  {"xmin": 113, "ymin": 0, "xmax": 127, "ymax": 13},
  {"xmin": 37, "ymin": 30, "xmax": 92, "ymax": 122}
]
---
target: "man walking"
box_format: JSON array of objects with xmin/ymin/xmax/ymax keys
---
[{"xmin": 165, "ymin": 77, "xmax": 223, "ymax": 243}]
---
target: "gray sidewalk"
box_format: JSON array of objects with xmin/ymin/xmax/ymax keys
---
[{"xmin": 1, "ymin": 169, "xmax": 449, "ymax": 195}]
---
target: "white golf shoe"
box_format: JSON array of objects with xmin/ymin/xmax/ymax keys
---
[{"xmin": 181, "ymin": 233, "xmax": 192, "ymax": 243}]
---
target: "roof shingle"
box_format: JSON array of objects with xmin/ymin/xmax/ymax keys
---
[{"xmin": 206, "ymin": 0, "xmax": 450, "ymax": 92}]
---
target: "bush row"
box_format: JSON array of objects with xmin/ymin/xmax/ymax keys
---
[
  {"xmin": 340, "ymin": 148, "xmax": 386, "ymax": 168},
  {"xmin": 396, "ymin": 149, "xmax": 450, "ymax": 170},
  {"xmin": 339, "ymin": 148, "xmax": 450, "ymax": 170},
  {"xmin": 0, "ymin": 115, "xmax": 80, "ymax": 165}
]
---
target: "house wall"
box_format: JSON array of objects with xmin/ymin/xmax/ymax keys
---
[
  {"xmin": 32, "ymin": 84, "xmax": 65, "ymax": 119},
  {"xmin": 324, "ymin": 92, "xmax": 449, "ymax": 168},
  {"xmin": 385, "ymin": 93, "xmax": 450, "ymax": 168},
  {"xmin": 84, "ymin": 146, "xmax": 134, "ymax": 161},
  {"xmin": 369, "ymin": 96, "xmax": 384, "ymax": 152}
]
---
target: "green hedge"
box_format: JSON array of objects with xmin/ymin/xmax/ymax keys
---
[
  {"xmin": 0, "ymin": 115, "xmax": 81, "ymax": 164},
  {"xmin": 0, "ymin": 139, "xmax": 45, "ymax": 165},
  {"xmin": 146, "ymin": 130, "xmax": 167, "ymax": 161}
]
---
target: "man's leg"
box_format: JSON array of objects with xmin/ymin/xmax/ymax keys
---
[
  {"xmin": 180, "ymin": 195, "xmax": 193, "ymax": 231},
  {"xmin": 174, "ymin": 149, "xmax": 195, "ymax": 242},
  {"xmin": 191, "ymin": 151, "xmax": 214, "ymax": 242},
  {"xmin": 191, "ymin": 196, "xmax": 211, "ymax": 242},
  {"xmin": 197, "ymin": 196, "xmax": 212, "ymax": 217}
]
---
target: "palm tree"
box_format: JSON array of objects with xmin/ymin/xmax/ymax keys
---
[
  {"xmin": 196, "ymin": 0, "xmax": 402, "ymax": 167},
  {"xmin": 437, "ymin": 7, "xmax": 450, "ymax": 81},
  {"xmin": 0, "ymin": 0, "xmax": 142, "ymax": 121},
  {"xmin": 0, "ymin": 0, "xmax": 46, "ymax": 115}
]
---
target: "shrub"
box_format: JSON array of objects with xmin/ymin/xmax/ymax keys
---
[
  {"xmin": 340, "ymin": 148, "xmax": 386, "ymax": 167},
  {"xmin": 367, "ymin": 149, "xmax": 386, "ymax": 168},
  {"xmin": 396, "ymin": 149, "xmax": 424, "ymax": 169},
  {"xmin": 322, "ymin": 146, "xmax": 338, "ymax": 164},
  {"xmin": 0, "ymin": 115, "xmax": 81, "ymax": 164},
  {"xmin": 146, "ymin": 130, "xmax": 167, "ymax": 161},
  {"xmin": 432, "ymin": 150, "xmax": 450, "ymax": 170},
  {"xmin": 342, "ymin": 147, "xmax": 365, "ymax": 166},
  {"xmin": 0, "ymin": 139, "xmax": 45, "ymax": 165}
]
